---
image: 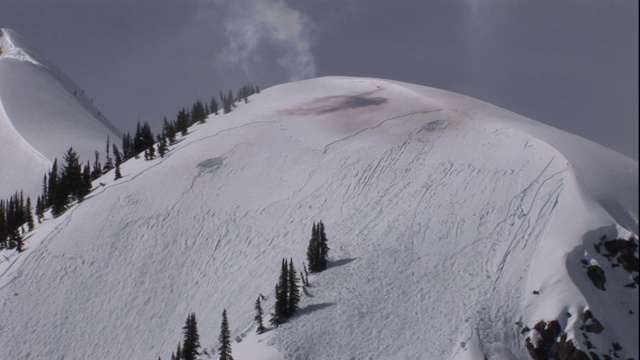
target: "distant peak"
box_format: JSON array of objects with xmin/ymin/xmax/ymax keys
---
[{"xmin": 0, "ymin": 28, "xmax": 42, "ymax": 66}]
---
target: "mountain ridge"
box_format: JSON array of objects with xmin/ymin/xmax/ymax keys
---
[
  {"xmin": 0, "ymin": 28, "xmax": 121, "ymax": 199},
  {"xmin": 0, "ymin": 76, "xmax": 637, "ymax": 359}
]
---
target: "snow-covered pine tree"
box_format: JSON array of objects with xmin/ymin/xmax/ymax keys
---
[
  {"xmin": 218, "ymin": 309, "xmax": 234, "ymax": 360},
  {"xmin": 181, "ymin": 312, "xmax": 200, "ymax": 360},
  {"xmin": 35, "ymin": 196, "xmax": 43, "ymax": 223},
  {"xmin": 25, "ymin": 197, "xmax": 34, "ymax": 231},
  {"xmin": 271, "ymin": 259, "xmax": 289, "ymax": 325},
  {"xmin": 318, "ymin": 221, "xmax": 330, "ymax": 271},
  {"xmin": 103, "ymin": 136, "xmax": 114, "ymax": 174},
  {"xmin": 307, "ymin": 222, "xmax": 320, "ymax": 272},
  {"xmin": 254, "ymin": 296, "xmax": 265, "ymax": 334},
  {"xmin": 287, "ymin": 259, "xmax": 300, "ymax": 317},
  {"xmin": 80, "ymin": 161, "xmax": 92, "ymax": 201},
  {"xmin": 157, "ymin": 133, "xmax": 168, "ymax": 158}
]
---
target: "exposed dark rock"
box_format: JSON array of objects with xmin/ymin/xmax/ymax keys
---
[
  {"xmin": 586, "ymin": 265, "xmax": 607, "ymax": 291},
  {"xmin": 522, "ymin": 313, "xmax": 630, "ymax": 360},
  {"xmin": 525, "ymin": 321, "xmax": 562, "ymax": 360},
  {"xmin": 524, "ymin": 320, "xmax": 591, "ymax": 360},
  {"xmin": 585, "ymin": 319, "xmax": 604, "ymax": 334},
  {"xmin": 550, "ymin": 334, "xmax": 591, "ymax": 360},
  {"xmin": 600, "ymin": 237, "xmax": 639, "ymax": 273},
  {"xmin": 582, "ymin": 310, "xmax": 604, "ymax": 334}
]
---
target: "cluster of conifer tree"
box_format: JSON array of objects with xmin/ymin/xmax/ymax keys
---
[
  {"xmin": 1, "ymin": 82, "xmax": 261, "ymax": 256},
  {"xmin": 307, "ymin": 221, "xmax": 330, "ymax": 272},
  {"xmin": 0, "ymin": 191, "xmax": 33, "ymax": 251},
  {"xmin": 164, "ymin": 310, "xmax": 234, "ymax": 360},
  {"xmin": 270, "ymin": 258, "xmax": 302, "ymax": 326},
  {"xmin": 257, "ymin": 221, "xmax": 330, "ymax": 330},
  {"xmin": 160, "ymin": 221, "xmax": 328, "ymax": 359},
  {"xmin": 41, "ymin": 147, "xmax": 94, "ymax": 217},
  {"xmin": 121, "ymin": 82, "xmax": 259, "ymax": 162}
]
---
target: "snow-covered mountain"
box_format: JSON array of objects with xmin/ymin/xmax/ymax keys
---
[
  {"xmin": 0, "ymin": 76, "xmax": 637, "ymax": 360},
  {"xmin": 0, "ymin": 28, "xmax": 121, "ymax": 199}
]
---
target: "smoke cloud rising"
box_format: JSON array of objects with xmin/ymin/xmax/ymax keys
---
[{"xmin": 219, "ymin": 0, "xmax": 316, "ymax": 82}]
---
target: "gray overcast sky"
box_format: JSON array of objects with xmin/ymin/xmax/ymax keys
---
[{"xmin": 1, "ymin": 0, "xmax": 637, "ymax": 159}]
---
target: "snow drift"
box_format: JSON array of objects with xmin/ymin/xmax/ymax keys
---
[
  {"xmin": 0, "ymin": 76, "xmax": 637, "ymax": 360},
  {"xmin": 0, "ymin": 28, "xmax": 121, "ymax": 199}
]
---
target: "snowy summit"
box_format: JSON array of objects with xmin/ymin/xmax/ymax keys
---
[{"xmin": 0, "ymin": 33, "xmax": 637, "ymax": 360}]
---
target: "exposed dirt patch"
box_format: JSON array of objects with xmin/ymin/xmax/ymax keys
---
[{"xmin": 277, "ymin": 89, "xmax": 388, "ymax": 117}]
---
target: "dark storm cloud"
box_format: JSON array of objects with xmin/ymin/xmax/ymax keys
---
[
  {"xmin": 300, "ymin": 0, "xmax": 638, "ymax": 159},
  {"xmin": 0, "ymin": 0, "xmax": 637, "ymax": 159}
]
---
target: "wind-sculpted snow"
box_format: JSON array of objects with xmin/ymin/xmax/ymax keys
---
[{"xmin": 0, "ymin": 77, "xmax": 636, "ymax": 360}]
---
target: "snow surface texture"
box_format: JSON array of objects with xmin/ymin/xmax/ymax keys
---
[
  {"xmin": 0, "ymin": 28, "xmax": 121, "ymax": 199},
  {"xmin": 0, "ymin": 76, "xmax": 637, "ymax": 360}
]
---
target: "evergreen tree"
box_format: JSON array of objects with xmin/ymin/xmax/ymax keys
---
[
  {"xmin": 26, "ymin": 197, "xmax": 34, "ymax": 231},
  {"xmin": 113, "ymin": 143, "xmax": 123, "ymax": 167},
  {"xmin": 35, "ymin": 196, "xmax": 43, "ymax": 223},
  {"xmin": 91, "ymin": 151, "xmax": 102, "ymax": 180},
  {"xmin": 287, "ymin": 259, "xmax": 300, "ymax": 317},
  {"xmin": 112, "ymin": 144, "xmax": 123, "ymax": 180},
  {"xmin": 114, "ymin": 164, "xmax": 122, "ymax": 181},
  {"xmin": 61, "ymin": 147, "xmax": 83, "ymax": 201},
  {"xmin": 307, "ymin": 222, "xmax": 320, "ymax": 272},
  {"xmin": 176, "ymin": 109, "xmax": 189, "ymax": 136},
  {"xmin": 157, "ymin": 133, "xmax": 168, "ymax": 158},
  {"xmin": 11, "ymin": 228, "xmax": 23, "ymax": 252},
  {"xmin": 103, "ymin": 136, "xmax": 114, "ymax": 174},
  {"xmin": 147, "ymin": 145, "xmax": 156, "ymax": 160},
  {"xmin": 307, "ymin": 221, "xmax": 330, "ymax": 272},
  {"xmin": 133, "ymin": 121, "xmax": 155, "ymax": 155},
  {"xmin": 271, "ymin": 259, "xmax": 289, "ymax": 325},
  {"xmin": 218, "ymin": 309, "xmax": 234, "ymax": 360},
  {"xmin": 0, "ymin": 200, "xmax": 7, "ymax": 248},
  {"xmin": 254, "ymin": 296, "xmax": 266, "ymax": 334},
  {"xmin": 41, "ymin": 174, "xmax": 48, "ymax": 208},
  {"xmin": 163, "ymin": 117, "xmax": 176, "ymax": 145},
  {"xmin": 122, "ymin": 132, "xmax": 134, "ymax": 160},
  {"xmin": 47, "ymin": 159, "xmax": 58, "ymax": 207},
  {"xmin": 80, "ymin": 161, "xmax": 92, "ymax": 201},
  {"xmin": 181, "ymin": 312, "xmax": 201, "ymax": 360},
  {"xmin": 191, "ymin": 100, "xmax": 207, "ymax": 124},
  {"xmin": 210, "ymin": 96, "xmax": 219, "ymax": 115},
  {"xmin": 318, "ymin": 221, "xmax": 330, "ymax": 270}
]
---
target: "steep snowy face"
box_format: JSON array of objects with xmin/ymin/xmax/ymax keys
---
[
  {"xmin": 0, "ymin": 77, "xmax": 636, "ymax": 360},
  {"xmin": 0, "ymin": 28, "xmax": 121, "ymax": 198}
]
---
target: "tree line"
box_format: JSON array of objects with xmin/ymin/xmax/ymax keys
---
[{"xmin": 0, "ymin": 82, "xmax": 261, "ymax": 251}]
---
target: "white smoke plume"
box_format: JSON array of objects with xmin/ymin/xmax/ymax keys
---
[{"xmin": 219, "ymin": 0, "xmax": 316, "ymax": 82}]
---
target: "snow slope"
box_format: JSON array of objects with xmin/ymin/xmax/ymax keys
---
[
  {"xmin": 0, "ymin": 28, "xmax": 121, "ymax": 199},
  {"xmin": 0, "ymin": 76, "xmax": 637, "ymax": 360}
]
